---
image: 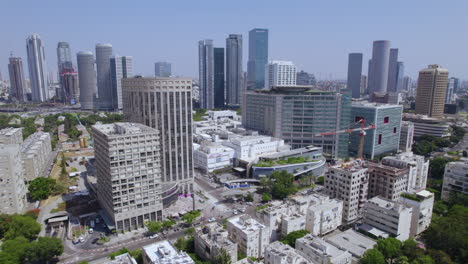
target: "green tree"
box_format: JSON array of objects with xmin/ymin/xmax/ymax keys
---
[
  {"xmin": 214, "ymin": 248, "xmax": 232, "ymax": 264},
  {"xmin": 261, "ymin": 193, "xmax": 272, "ymax": 202},
  {"xmin": 411, "ymin": 255, "xmax": 434, "ymax": 264},
  {"xmin": 376, "ymin": 237, "xmax": 402, "ymax": 263},
  {"xmin": 182, "ymin": 210, "xmax": 201, "ymax": 224},
  {"xmin": 429, "ymin": 157, "xmax": 453, "ymax": 179},
  {"xmin": 401, "ymin": 238, "xmax": 423, "ymax": 261},
  {"xmin": 184, "ymin": 227, "xmax": 195, "ymax": 235},
  {"xmin": 426, "ymin": 249, "xmax": 452, "ymax": 264},
  {"xmin": 4, "ymin": 215, "xmax": 41, "ymax": 241},
  {"xmin": 412, "ymin": 140, "xmax": 435, "ymax": 156},
  {"xmin": 259, "ymin": 177, "xmax": 272, "ymax": 193},
  {"xmin": 244, "ymin": 193, "xmax": 254, "ymax": 202},
  {"xmin": 360, "ymin": 248, "xmax": 385, "ymax": 264},
  {"xmin": 316, "ymin": 176, "xmax": 325, "ymax": 185},
  {"xmin": 162, "ymin": 220, "xmax": 176, "ymax": 229},
  {"xmin": 28, "ymin": 177, "xmax": 56, "ymax": 201},
  {"xmin": 109, "ymin": 247, "xmax": 130, "ymax": 260},
  {"xmin": 146, "ymin": 221, "xmax": 163, "ymax": 233},
  {"xmin": 280, "ymin": 230, "xmax": 308, "ymax": 248},
  {"xmin": 270, "ymin": 170, "xmax": 297, "ymax": 199},
  {"xmin": 22, "ymin": 237, "xmax": 64, "ymax": 264},
  {"xmin": 0, "ymin": 236, "xmax": 30, "ymax": 263},
  {"xmin": 396, "ymin": 256, "xmax": 410, "ymax": 264}
]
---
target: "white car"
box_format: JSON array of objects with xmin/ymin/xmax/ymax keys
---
[
  {"xmin": 88, "ymin": 228, "xmax": 94, "ymax": 234},
  {"xmin": 79, "ymin": 236, "xmax": 85, "ymax": 243},
  {"xmin": 208, "ymin": 217, "xmax": 216, "ymax": 222},
  {"xmin": 149, "ymin": 234, "xmax": 159, "ymax": 239},
  {"xmin": 239, "ymin": 208, "xmax": 246, "ymax": 213},
  {"xmin": 233, "ymin": 210, "xmax": 238, "ymax": 215},
  {"xmin": 246, "ymin": 202, "xmax": 253, "ymax": 206}
]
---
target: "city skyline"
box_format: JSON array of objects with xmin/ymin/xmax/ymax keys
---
[{"xmin": 1, "ymin": 1, "xmax": 467, "ymax": 80}]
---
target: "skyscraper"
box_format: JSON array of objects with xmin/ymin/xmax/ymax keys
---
[
  {"xmin": 198, "ymin": 39, "xmax": 214, "ymax": 109},
  {"xmin": 247, "ymin": 28, "xmax": 268, "ymax": 90},
  {"xmin": 296, "ymin": 71, "xmax": 316, "ymax": 86},
  {"xmin": 226, "ymin": 34, "xmax": 243, "ymax": 106},
  {"xmin": 213, "ymin": 48, "xmax": 225, "ymax": 108},
  {"xmin": 26, "ymin": 33, "xmax": 49, "ymax": 102},
  {"xmin": 8, "ymin": 57, "xmax": 27, "ymax": 102},
  {"xmin": 110, "ymin": 56, "xmax": 133, "ymax": 110},
  {"xmin": 57, "ymin": 42, "xmax": 73, "ymax": 73},
  {"xmin": 415, "ymin": 65, "xmax": 449, "ymax": 118},
  {"xmin": 77, "ymin": 51, "xmax": 97, "ymax": 110},
  {"xmin": 347, "ymin": 53, "xmax": 363, "ymax": 98},
  {"xmin": 61, "ymin": 72, "xmax": 79, "ymax": 105},
  {"xmin": 387, "ymin": 48, "xmax": 399, "ymax": 93},
  {"xmin": 446, "ymin": 77, "xmax": 458, "ymax": 104},
  {"xmin": 122, "ymin": 77, "xmax": 194, "ymax": 203},
  {"xmin": 396, "ymin": 62, "xmax": 405, "ymax": 92},
  {"xmin": 154, "ymin": 62, "xmax": 172, "ymax": 77},
  {"xmin": 368, "ymin": 40, "xmax": 391, "ymax": 96},
  {"xmin": 265, "ymin": 61, "xmax": 297, "ymax": 89},
  {"xmin": 95, "ymin": 43, "xmax": 113, "ymax": 110}
]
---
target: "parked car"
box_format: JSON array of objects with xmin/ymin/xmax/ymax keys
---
[
  {"xmin": 89, "ymin": 228, "xmax": 94, "ymax": 234},
  {"xmin": 233, "ymin": 210, "xmax": 238, "ymax": 215},
  {"xmin": 149, "ymin": 234, "xmax": 159, "ymax": 239},
  {"xmin": 79, "ymin": 236, "xmax": 85, "ymax": 243},
  {"xmin": 208, "ymin": 217, "xmax": 216, "ymax": 222}
]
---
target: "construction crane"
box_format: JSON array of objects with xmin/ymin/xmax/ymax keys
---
[{"xmin": 314, "ymin": 119, "xmax": 376, "ymax": 159}]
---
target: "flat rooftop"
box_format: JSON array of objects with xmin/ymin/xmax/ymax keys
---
[
  {"xmin": 143, "ymin": 240, "xmax": 194, "ymax": 264},
  {"xmin": 259, "ymin": 145, "xmax": 321, "ymax": 160},
  {"xmin": 93, "ymin": 122, "xmax": 156, "ymax": 136},
  {"xmin": 326, "ymin": 229, "xmax": 376, "ymax": 258},
  {"xmin": 331, "ymin": 160, "xmax": 367, "ymax": 172},
  {"xmin": 228, "ymin": 215, "xmax": 266, "ymax": 234},
  {"xmin": 352, "ymin": 102, "xmax": 402, "ymax": 109}
]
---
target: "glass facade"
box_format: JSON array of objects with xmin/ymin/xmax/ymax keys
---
[{"xmin": 247, "ymin": 28, "xmax": 268, "ymax": 90}]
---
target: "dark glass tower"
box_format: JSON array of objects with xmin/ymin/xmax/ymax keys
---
[
  {"xmin": 347, "ymin": 53, "xmax": 363, "ymax": 98},
  {"xmin": 247, "ymin": 28, "xmax": 268, "ymax": 90},
  {"xmin": 214, "ymin": 48, "xmax": 225, "ymax": 109}
]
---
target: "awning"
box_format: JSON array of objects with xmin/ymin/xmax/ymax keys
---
[{"xmin": 233, "ymin": 167, "xmax": 246, "ymax": 172}]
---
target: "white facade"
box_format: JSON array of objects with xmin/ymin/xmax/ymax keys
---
[
  {"xmin": 110, "ymin": 55, "xmax": 133, "ymax": 110},
  {"xmin": 227, "ymin": 215, "xmax": 270, "ymax": 258},
  {"xmin": 193, "ymin": 142, "xmax": 235, "ymax": 172},
  {"xmin": 399, "ymin": 190, "xmax": 434, "ymax": 237},
  {"xmin": 0, "ymin": 127, "xmax": 23, "ymax": 144},
  {"xmin": 325, "ymin": 160, "xmax": 369, "ymax": 224},
  {"xmin": 399, "ymin": 121, "xmax": 414, "ymax": 152},
  {"xmin": 194, "ymin": 222, "xmax": 238, "ymax": 263},
  {"xmin": 325, "ymin": 229, "xmax": 376, "ymax": 262},
  {"xmin": 264, "ymin": 241, "xmax": 310, "ymax": 264},
  {"xmin": 403, "ymin": 114, "xmax": 450, "ymax": 138},
  {"xmin": 265, "ymin": 61, "xmax": 297, "ymax": 89},
  {"xmin": 296, "ymin": 234, "xmax": 352, "ymax": 264},
  {"xmin": 207, "ymin": 110, "xmax": 239, "ymax": 121},
  {"xmin": 21, "ymin": 132, "xmax": 52, "ymax": 182},
  {"xmin": 26, "ymin": 33, "xmax": 49, "ymax": 102},
  {"xmin": 442, "ymin": 160, "xmax": 468, "ymax": 201},
  {"xmin": 362, "ymin": 196, "xmax": 412, "ymax": 241},
  {"xmin": 0, "ymin": 144, "xmax": 27, "ymax": 214},
  {"xmin": 305, "ymin": 195, "xmax": 343, "ymax": 236},
  {"xmin": 281, "ymin": 213, "xmax": 307, "ymax": 237},
  {"xmin": 143, "ymin": 240, "xmax": 194, "ymax": 264},
  {"xmin": 222, "ymin": 136, "xmax": 286, "ymax": 162},
  {"xmin": 382, "ymin": 152, "xmax": 429, "ymax": 192}
]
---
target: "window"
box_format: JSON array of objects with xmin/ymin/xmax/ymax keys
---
[
  {"xmin": 393, "ymin": 127, "xmax": 397, "ymax": 133},
  {"xmin": 378, "ymin": 134, "xmax": 382, "ymax": 144},
  {"xmin": 384, "ymin": 117, "xmax": 389, "ymax": 123}
]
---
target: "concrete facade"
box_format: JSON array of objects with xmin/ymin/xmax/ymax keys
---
[
  {"xmin": 194, "ymin": 222, "xmax": 238, "ymax": 263},
  {"xmin": 26, "ymin": 33, "xmax": 49, "ymax": 102},
  {"xmin": 21, "ymin": 132, "xmax": 52, "ymax": 183},
  {"xmin": 0, "ymin": 143, "xmax": 27, "ymax": 214},
  {"xmin": 399, "ymin": 121, "xmax": 414, "ymax": 152},
  {"xmin": 227, "ymin": 215, "xmax": 270, "ymax": 258},
  {"xmin": 110, "ymin": 56, "xmax": 133, "ymax": 110},
  {"xmin": 264, "ymin": 241, "xmax": 310, "ymax": 264},
  {"xmin": 382, "ymin": 152, "xmax": 429, "ymax": 192},
  {"xmin": 368, "ymin": 40, "xmax": 391, "ymax": 96},
  {"xmin": 296, "ymin": 234, "xmax": 352, "ymax": 264},
  {"xmin": 95, "ymin": 43, "xmax": 114, "ymax": 110},
  {"xmin": 367, "ymin": 162, "xmax": 409, "ymax": 201},
  {"xmin": 399, "ymin": 190, "xmax": 434, "ymax": 237},
  {"xmin": 265, "ymin": 61, "xmax": 297, "ymax": 89},
  {"xmin": 226, "ymin": 34, "xmax": 243, "ymax": 106},
  {"xmin": 415, "ymin": 64, "xmax": 449, "ymax": 118},
  {"xmin": 8, "ymin": 57, "xmax": 27, "ymax": 102},
  {"xmin": 193, "ymin": 142, "xmax": 235, "ymax": 172},
  {"xmin": 305, "ymin": 195, "xmax": 343, "ymax": 236},
  {"xmin": 442, "ymin": 160, "xmax": 468, "ymax": 201},
  {"xmin": 143, "ymin": 240, "xmax": 194, "ymax": 264},
  {"xmin": 77, "ymin": 51, "xmax": 97, "ymax": 110}
]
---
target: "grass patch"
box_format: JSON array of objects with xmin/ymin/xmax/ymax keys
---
[{"xmin": 50, "ymin": 201, "xmax": 67, "ymax": 213}]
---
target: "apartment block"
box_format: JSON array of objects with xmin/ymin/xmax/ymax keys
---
[
  {"xmin": 281, "ymin": 212, "xmax": 307, "ymax": 237},
  {"xmin": 264, "ymin": 241, "xmax": 310, "ymax": 264},
  {"xmin": 92, "ymin": 123, "xmax": 163, "ymax": 231},
  {"xmin": 265, "ymin": 61, "xmax": 297, "ymax": 89},
  {"xmin": 399, "ymin": 121, "xmax": 414, "ymax": 152},
  {"xmin": 325, "ymin": 160, "xmax": 369, "ymax": 224},
  {"xmin": 0, "ymin": 144, "xmax": 27, "ymax": 214},
  {"xmin": 367, "ymin": 162, "xmax": 408, "ymax": 201},
  {"xmin": 441, "ymin": 160, "xmax": 468, "ymax": 201},
  {"xmin": 382, "ymin": 152, "xmax": 429, "ymax": 191},
  {"xmin": 305, "ymin": 194, "xmax": 343, "ymax": 236},
  {"xmin": 296, "ymin": 234, "xmax": 352, "ymax": 264},
  {"xmin": 399, "ymin": 190, "xmax": 434, "ymax": 237},
  {"xmin": 21, "ymin": 132, "xmax": 52, "ymax": 182},
  {"xmin": 194, "ymin": 222, "xmax": 237, "ymax": 263},
  {"xmin": 0, "ymin": 127, "xmax": 23, "ymax": 144},
  {"xmin": 143, "ymin": 240, "xmax": 194, "ymax": 264},
  {"xmin": 227, "ymin": 215, "xmax": 269, "ymax": 258}
]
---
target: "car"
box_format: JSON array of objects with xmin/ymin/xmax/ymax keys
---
[
  {"xmin": 79, "ymin": 236, "xmax": 85, "ymax": 243},
  {"xmin": 89, "ymin": 228, "xmax": 94, "ymax": 234},
  {"xmin": 246, "ymin": 202, "xmax": 253, "ymax": 206},
  {"xmin": 233, "ymin": 210, "xmax": 238, "ymax": 215},
  {"xmin": 239, "ymin": 208, "xmax": 246, "ymax": 213},
  {"xmin": 149, "ymin": 234, "xmax": 159, "ymax": 239},
  {"xmin": 208, "ymin": 217, "xmax": 216, "ymax": 222}
]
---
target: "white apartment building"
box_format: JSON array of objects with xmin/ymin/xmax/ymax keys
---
[
  {"xmin": 305, "ymin": 195, "xmax": 343, "ymax": 236},
  {"xmin": 362, "ymin": 196, "xmax": 412, "ymax": 241},
  {"xmin": 382, "ymin": 152, "xmax": 429, "ymax": 192},
  {"xmin": 325, "ymin": 229, "xmax": 376, "ymax": 263},
  {"xmin": 207, "ymin": 110, "xmax": 239, "ymax": 121},
  {"xmin": 296, "ymin": 234, "xmax": 352, "ymax": 264},
  {"xmin": 399, "ymin": 190, "xmax": 434, "ymax": 237},
  {"xmin": 281, "ymin": 213, "xmax": 306, "ymax": 237},
  {"xmin": 21, "ymin": 131, "xmax": 52, "ymax": 182},
  {"xmin": 257, "ymin": 201, "xmax": 298, "ymax": 241},
  {"xmin": 325, "ymin": 160, "xmax": 369, "ymax": 224},
  {"xmin": 264, "ymin": 241, "xmax": 310, "ymax": 264},
  {"xmin": 442, "ymin": 160, "xmax": 468, "ymax": 201},
  {"xmin": 367, "ymin": 162, "xmax": 409, "ymax": 201},
  {"xmin": 399, "ymin": 121, "xmax": 414, "ymax": 152},
  {"xmin": 227, "ymin": 215, "xmax": 270, "ymax": 258},
  {"xmin": 265, "ymin": 61, "xmax": 297, "ymax": 89},
  {"xmin": 92, "ymin": 123, "xmax": 163, "ymax": 231},
  {"xmin": 193, "ymin": 142, "xmax": 235, "ymax": 172},
  {"xmin": 222, "ymin": 135, "xmax": 287, "ymax": 162},
  {"xmin": 0, "ymin": 144, "xmax": 27, "ymax": 214},
  {"xmin": 0, "ymin": 127, "xmax": 23, "ymax": 144},
  {"xmin": 143, "ymin": 240, "xmax": 194, "ymax": 264},
  {"xmin": 194, "ymin": 222, "xmax": 238, "ymax": 263}
]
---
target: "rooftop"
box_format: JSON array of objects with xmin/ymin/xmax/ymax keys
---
[
  {"xmin": 143, "ymin": 240, "xmax": 194, "ymax": 264},
  {"xmin": 297, "ymin": 234, "xmax": 348, "ymax": 259},
  {"xmin": 331, "ymin": 160, "xmax": 368, "ymax": 173},
  {"xmin": 366, "ymin": 196, "xmax": 411, "ymax": 213},
  {"xmin": 228, "ymin": 215, "xmax": 266, "ymax": 234},
  {"xmin": 93, "ymin": 123, "xmax": 157, "ymax": 136},
  {"xmin": 352, "ymin": 102, "xmax": 402, "ymax": 109},
  {"xmin": 325, "ymin": 229, "xmax": 376, "ymax": 258},
  {"xmin": 259, "ymin": 145, "xmax": 321, "ymax": 160}
]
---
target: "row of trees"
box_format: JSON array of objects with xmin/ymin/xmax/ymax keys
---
[
  {"xmin": 412, "ymin": 126, "xmax": 466, "ymax": 156},
  {"xmin": 259, "ymin": 170, "xmax": 298, "ymax": 199}
]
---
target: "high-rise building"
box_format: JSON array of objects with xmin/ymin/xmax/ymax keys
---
[
  {"xmin": 347, "ymin": 53, "xmax": 363, "ymax": 98},
  {"xmin": 77, "ymin": 51, "xmax": 97, "ymax": 110},
  {"xmin": 57, "ymin": 42, "xmax": 73, "ymax": 73},
  {"xmin": 57, "ymin": 42, "xmax": 76, "ymax": 104},
  {"xmin": 213, "ymin": 47, "xmax": 225, "ymax": 109},
  {"xmin": 367, "ymin": 162, "xmax": 409, "ymax": 201},
  {"xmin": 446, "ymin": 77, "xmax": 458, "ymax": 104},
  {"xmin": 122, "ymin": 77, "xmax": 194, "ymax": 203},
  {"xmin": 8, "ymin": 57, "xmax": 27, "ymax": 102},
  {"xmin": 154, "ymin": 62, "xmax": 172, "ymax": 77},
  {"xmin": 243, "ymin": 86, "xmax": 351, "ymax": 158},
  {"xmin": 449, "ymin": 77, "xmax": 460, "ymax": 94},
  {"xmin": 247, "ymin": 28, "xmax": 268, "ymax": 90},
  {"xmin": 387, "ymin": 48, "xmax": 399, "ymax": 93},
  {"xmin": 296, "ymin": 70, "xmax": 316, "ymax": 86},
  {"xmin": 442, "ymin": 160, "xmax": 468, "ymax": 201},
  {"xmin": 399, "ymin": 121, "xmax": 414, "ymax": 153},
  {"xmin": 382, "ymin": 152, "xmax": 429, "ymax": 192},
  {"xmin": 61, "ymin": 72, "xmax": 79, "ymax": 105},
  {"xmin": 92, "ymin": 123, "xmax": 163, "ymax": 231},
  {"xmin": 415, "ymin": 64, "xmax": 449, "ymax": 118},
  {"xmin": 264, "ymin": 61, "xmax": 297, "ymax": 89},
  {"xmin": 26, "ymin": 33, "xmax": 49, "ymax": 102},
  {"xmin": 226, "ymin": 34, "xmax": 243, "ymax": 106},
  {"xmin": 198, "ymin": 40, "xmax": 214, "ymax": 109},
  {"xmin": 360, "ymin": 75, "xmax": 368, "ymax": 95},
  {"xmin": 396, "ymin": 62, "xmax": 405, "ymax": 92},
  {"xmin": 95, "ymin": 43, "xmax": 113, "ymax": 110},
  {"xmin": 368, "ymin": 40, "xmax": 391, "ymax": 96},
  {"xmin": 110, "ymin": 56, "xmax": 133, "ymax": 110}
]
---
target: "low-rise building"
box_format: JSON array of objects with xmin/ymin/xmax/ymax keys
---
[
  {"xmin": 305, "ymin": 195, "xmax": 343, "ymax": 236},
  {"xmin": 143, "ymin": 240, "xmax": 194, "ymax": 264},
  {"xmin": 222, "ymin": 135, "xmax": 287, "ymax": 163},
  {"xmin": 21, "ymin": 131, "xmax": 52, "ymax": 182},
  {"xmin": 367, "ymin": 162, "xmax": 408, "ymax": 201},
  {"xmin": 193, "ymin": 142, "xmax": 235, "ymax": 172},
  {"xmin": 403, "ymin": 114, "xmax": 450, "ymax": 138},
  {"xmin": 362, "ymin": 196, "xmax": 412, "ymax": 241},
  {"xmin": 325, "ymin": 229, "xmax": 376, "ymax": 263},
  {"xmin": 399, "ymin": 121, "xmax": 414, "ymax": 152},
  {"xmin": 227, "ymin": 215, "xmax": 270, "ymax": 258},
  {"xmin": 296, "ymin": 234, "xmax": 352, "ymax": 264},
  {"xmin": 399, "ymin": 190, "xmax": 434, "ymax": 237},
  {"xmin": 264, "ymin": 241, "xmax": 310, "ymax": 264},
  {"xmin": 442, "ymin": 160, "xmax": 468, "ymax": 201},
  {"xmin": 207, "ymin": 110, "xmax": 239, "ymax": 121},
  {"xmin": 195, "ymin": 222, "xmax": 237, "ymax": 263},
  {"xmin": 90, "ymin": 253, "xmax": 138, "ymax": 264},
  {"xmin": 382, "ymin": 152, "xmax": 429, "ymax": 191},
  {"xmin": 281, "ymin": 213, "xmax": 306, "ymax": 237}
]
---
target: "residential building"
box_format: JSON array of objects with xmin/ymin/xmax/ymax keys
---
[
  {"xmin": 399, "ymin": 190, "xmax": 434, "ymax": 237},
  {"xmin": 281, "ymin": 212, "xmax": 307, "ymax": 237},
  {"xmin": 296, "ymin": 70, "xmax": 316, "ymax": 86},
  {"xmin": 227, "ymin": 215, "xmax": 269, "ymax": 258},
  {"xmin": 95, "ymin": 43, "xmax": 114, "ymax": 110},
  {"xmin": 199, "ymin": 39, "xmax": 214, "ymax": 109},
  {"xmin": 396, "ymin": 62, "xmax": 405, "ymax": 92},
  {"xmin": 193, "ymin": 142, "xmax": 235, "ymax": 172},
  {"xmin": 0, "ymin": 144, "xmax": 27, "ymax": 214},
  {"xmin": 415, "ymin": 64, "xmax": 449, "ymax": 118},
  {"xmin": 399, "ymin": 121, "xmax": 414, "ymax": 152},
  {"xmin": 325, "ymin": 160, "xmax": 369, "ymax": 224},
  {"xmin": 0, "ymin": 128, "xmax": 23, "ymax": 144},
  {"xmin": 8, "ymin": 56, "xmax": 27, "ymax": 102},
  {"xmin": 347, "ymin": 53, "xmax": 363, "ymax": 98},
  {"xmin": 446, "ymin": 77, "xmax": 457, "ymax": 104},
  {"xmin": 194, "ymin": 222, "xmax": 237, "ymax": 263},
  {"xmin": 110, "ymin": 55, "xmax": 133, "ymax": 110},
  {"xmin": 214, "ymin": 47, "xmax": 225, "ymax": 108},
  {"xmin": 208, "ymin": 110, "xmax": 239, "ymax": 121},
  {"xmin": 243, "ymin": 86, "xmax": 351, "ymax": 158},
  {"xmin": 362, "ymin": 196, "xmax": 412, "ymax": 241},
  {"xmin": 387, "ymin": 48, "xmax": 399, "ymax": 93},
  {"xmin": 143, "ymin": 240, "xmax": 194, "ymax": 264},
  {"xmin": 92, "ymin": 123, "xmax": 163, "ymax": 231},
  {"xmin": 91, "ymin": 253, "xmax": 138, "ymax": 264},
  {"xmin": 247, "ymin": 28, "xmax": 268, "ymax": 90},
  {"xmin": 77, "ymin": 51, "xmax": 97, "ymax": 110},
  {"xmin": 441, "ymin": 160, "xmax": 468, "ymax": 201},
  {"xmin": 368, "ymin": 40, "xmax": 391, "ymax": 97},
  {"xmin": 382, "ymin": 152, "xmax": 429, "ymax": 191},
  {"xmin": 403, "ymin": 114, "xmax": 450, "ymax": 137},
  {"xmin": 367, "ymin": 162, "xmax": 409, "ymax": 201},
  {"xmin": 154, "ymin": 62, "xmax": 171, "ymax": 77},
  {"xmin": 21, "ymin": 132, "xmax": 52, "ymax": 183},
  {"xmin": 264, "ymin": 241, "xmax": 310, "ymax": 264},
  {"xmin": 296, "ymin": 234, "xmax": 352, "ymax": 264},
  {"xmin": 305, "ymin": 194, "xmax": 343, "ymax": 236},
  {"xmin": 265, "ymin": 61, "xmax": 297, "ymax": 89},
  {"xmin": 360, "ymin": 75, "xmax": 368, "ymax": 96},
  {"xmin": 57, "ymin": 42, "xmax": 73, "ymax": 73},
  {"xmin": 349, "ymin": 102, "xmax": 402, "ymax": 159},
  {"xmin": 26, "ymin": 33, "xmax": 49, "ymax": 102},
  {"xmin": 256, "ymin": 201, "xmax": 300, "ymax": 242},
  {"xmin": 122, "ymin": 77, "xmax": 194, "ymax": 203},
  {"xmin": 325, "ymin": 229, "xmax": 376, "ymax": 263},
  {"xmin": 226, "ymin": 34, "xmax": 243, "ymax": 106}
]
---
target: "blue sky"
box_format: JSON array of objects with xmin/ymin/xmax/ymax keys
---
[{"xmin": 1, "ymin": 0, "xmax": 467, "ymax": 80}]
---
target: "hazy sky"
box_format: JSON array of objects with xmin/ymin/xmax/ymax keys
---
[{"xmin": 1, "ymin": 0, "xmax": 467, "ymax": 80}]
